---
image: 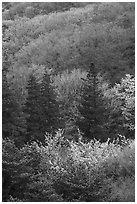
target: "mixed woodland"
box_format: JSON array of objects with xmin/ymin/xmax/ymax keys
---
[{"xmin": 2, "ymin": 2, "xmax": 135, "ymax": 202}]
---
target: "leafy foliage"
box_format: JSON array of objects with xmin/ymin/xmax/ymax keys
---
[
  {"xmin": 2, "ymin": 3, "xmax": 135, "ymax": 202},
  {"xmin": 2, "ymin": 2, "xmax": 91, "ymax": 20},
  {"xmin": 106, "ymin": 74, "xmax": 135, "ymax": 138},
  {"xmin": 3, "ymin": 2, "xmax": 134, "ymax": 103},
  {"xmin": 2, "ymin": 132, "xmax": 135, "ymax": 202},
  {"xmin": 2, "ymin": 138, "xmax": 62, "ymax": 202},
  {"xmin": 54, "ymin": 69, "xmax": 86, "ymax": 138}
]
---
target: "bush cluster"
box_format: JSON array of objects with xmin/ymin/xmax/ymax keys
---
[{"xmin": 3, "ymin": 131, "xmax": 135, "ymax": 202}]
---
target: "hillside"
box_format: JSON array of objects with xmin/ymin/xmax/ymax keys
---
[{"xmin": 2, "ymin": 2, "xmax": 135, "ymax": 202}]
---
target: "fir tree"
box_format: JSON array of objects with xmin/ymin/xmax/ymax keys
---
[
  {"xmin": 39, "ymin": 69, "xmax": 60, "ymax": 137},
  {"xmin": 24, "ymin": 70, "xmax": 60, "ymax": 143},
  {"xmin": 2, "ymin": 42, "xmax": 26, "ymax": 146},
  {"xmin": 2, "ymin": 69, "xmax": 16, "ymax": 139},
  {"xmin": 76, "ymin": 63, "xmax": 108, "ymax": 141},
  {"xmin": 24, "ymin": 73, "xmax": 41, "ymax": 143}
]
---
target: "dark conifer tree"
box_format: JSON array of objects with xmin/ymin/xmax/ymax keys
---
[
  {"xmin": 2, "ymin": 42, "xmax": 26, "ymax": 146},
  {"xmin": 2, "ymin": 45, "xmax": 23, "ymax": 142},
  {"xmin": 76, "ymin": 63, "xmax": 108, "ymax": 141},
  {"xmin": 24, "ymin": 70, "xmax": 60, "ymax": 143},
  {"xmin": 23, "ymin": 73, "xmax": 41, "ymax": 143},
  {"xmin": 39, "ymin": 69, "xmax": 61, "ymax": 137},
  {"xmin": 2, "ymin": 69, "xmax": 17, "ymax": 139}
]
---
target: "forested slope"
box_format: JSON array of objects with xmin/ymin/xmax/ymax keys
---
[
  {"xmin": 3, "ymin": 2, "xmax": 135, "ymax": 140},
  {"xmin": 3, "ymin": 3, "xmax": 134, "ymax": 81},
  {"xmin": 2, "ymin": 2, "xmax": 135, "ymax": 202}
]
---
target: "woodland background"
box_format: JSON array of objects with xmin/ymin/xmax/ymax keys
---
[{"xmin": 2, "ymin": 2, "xmax": 135, "ymax": 202}]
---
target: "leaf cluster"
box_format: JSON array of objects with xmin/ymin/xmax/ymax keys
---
[{"xmin": 2, "ymin": 132, "xmax": 134, "ymax": 202}]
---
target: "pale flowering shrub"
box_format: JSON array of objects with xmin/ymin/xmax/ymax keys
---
[
  {"xmin": 3, "ymin": 131, "xmax": 134, "ymax": 201},
  {"xmin": 106, "ymin": 74, "xmax": 135, "ymax": 137},
  {"xmin": 2, "ymin": 137, "xmax": 63, "ymax": 202},
  {"xmin": 38, "ymin": 131, "xmax": 134, "ymax": 201}
]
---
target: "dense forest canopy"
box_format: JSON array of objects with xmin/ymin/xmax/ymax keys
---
[
  {"xmin": 2, "ymin": 2, "xmax": 135, "ymax": 202},
  {"xmin": 3, "ymin": 1, "xmax": 135, "ymax": 139}
]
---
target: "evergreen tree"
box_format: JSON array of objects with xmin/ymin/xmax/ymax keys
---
[
  {"xmin": 24, "ymin": 70, "xmax": 60, "ymax": 144},
  {"xmin": 24, "ymin": 73, "xmax": 41, "ymax": 143},
  {"xmin": 76, "ymin": 63, "xmax": 108, "ymax": 141},
  {"xmin": 2, "ymin": 69, "xmax": 17, "ymax": 139},
  {"xmin": 39, "ymin": 69, "xmax": 60, "ymax": 137},
  {"xmin": 2, "ymin": 41, "xmax": 26, "ymax": 146}
]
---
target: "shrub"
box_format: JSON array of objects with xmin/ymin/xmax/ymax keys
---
[
  {"xmin": 40, "ymin": 132, "xmax": 134, "ymax": 201},
  {"xmin": 2, "ymin": 132, "xmax": 135, "ymax": 202},
  {"xmin": 2, "ymin": 138, "xmax": 63, "ymax": 202},
  {"xmin": 107, "ymin": 74, "xmax": 135, "ymax": 139},
  {"xmin": 109, "ymin": 176, "xmax": 135, "ymax": 202}
]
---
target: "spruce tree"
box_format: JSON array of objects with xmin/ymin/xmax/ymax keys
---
[
  {"xmin": 24, "ymin": 70, "xmax": 60, "ymax": 144},
  {"xmin": 24, "ymin": 73, "xmax": 41, "ymax": 143},
  {"xmin": 76, "ymin": 63, "xmax": 108, "ymax": 141},
  {"xmin": 39, "ymin": 69, "xmax": 60, "ymax": 137},
  {"xmin": 2, "ymin": 69, "xmax": 17, "ymax": 139},
  {"xmin": 2, "ymin": 42, "xmax": 26, "ymax": 146}
]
